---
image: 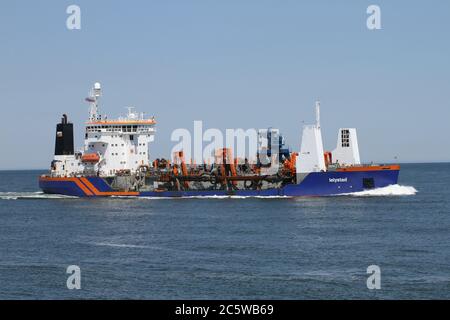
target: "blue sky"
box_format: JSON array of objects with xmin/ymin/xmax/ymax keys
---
[{"xmin": 1, "ymin": 0, "xmax": 449, "ymax": 169}]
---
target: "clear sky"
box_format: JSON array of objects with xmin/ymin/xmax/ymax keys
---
[{"xmin": 1, "ymin": 0, "xmax": 449, "ymax": 169}]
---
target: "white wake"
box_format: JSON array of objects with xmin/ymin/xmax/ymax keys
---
[
  {"xmin": 0, "ymin": 192, "xmax": 78, "ymax": 200},
  {"xmin": 112, "ymin": 195, "xmax": 292, "ymax": 200},
  {"xmin": 0, "ymin": 186, "xmax": 417, "ymax": 200},
  {"xmin": 346, "ymin": 184, "xmax": 417, "ymax": 197}
]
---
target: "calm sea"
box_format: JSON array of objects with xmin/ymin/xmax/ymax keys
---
[{"xmin": 0, "ymin": 163, "xmax": 449, "ymax": 299}]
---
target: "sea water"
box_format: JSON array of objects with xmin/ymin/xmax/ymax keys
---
[{"xmin": 0, "ymin": 163, "xmax": 449, "ymax": 299}]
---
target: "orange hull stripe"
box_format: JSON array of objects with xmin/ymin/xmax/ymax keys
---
[
  {"xmin": 74, "ymin": 179, "xmax": 94, "ymax": 196},
  {"xmin": 79, "ymin": 178, "xmax": 101, "ymax": 195},
  {"xmin": 76, "ymin": 178, "xmax": 96, "ymax": 195},
  {"xmin": 80, "ymin": 177, "xmax": 140, "ymax": 196},
  {"xmin": 39, "ymin": 177, "xmax": 93, "ymax": 196},
  {"xmin": 336, "ymin": 165, "xmax": 400, "ymax": 172}
]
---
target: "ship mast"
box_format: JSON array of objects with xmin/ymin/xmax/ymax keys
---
[
  {"xmin": 315, "ymin": 100, "xmax": 321, "ymax": 129},
  {"xmin": 86, "ymin": 82, "xmax": 102, "ymax": 121}
]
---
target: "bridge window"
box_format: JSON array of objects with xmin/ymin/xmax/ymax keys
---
[{"xmin": 341, "ymin": 129, "xmax": 350, "ymax": 148}]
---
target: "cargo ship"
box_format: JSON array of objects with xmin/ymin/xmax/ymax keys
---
[{"xmin": 39, "ymin": 83, "xmax": 400, "ymax": 197}]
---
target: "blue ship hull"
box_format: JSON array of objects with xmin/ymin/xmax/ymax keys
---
[{"xmin": 39, "ymin": 168, "xmax": 399, "ymax": 197}]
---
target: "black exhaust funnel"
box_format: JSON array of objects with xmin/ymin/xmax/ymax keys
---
[{"xmin": 54, "ymin": 114, "xmax": 74, "ymax": 156}]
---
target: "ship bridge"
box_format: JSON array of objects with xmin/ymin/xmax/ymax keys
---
[{"xmin": 83, "ymin": 85, "xmax": 156, "ymax": 177}]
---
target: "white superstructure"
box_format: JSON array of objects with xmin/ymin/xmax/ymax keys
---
[
  {"xmin": 295, "ymin": 101, "xmax": 362, "ymax": 174},
  {"xmin": 331, "ymin": 128, "xmax": 361, "ymax": 166},
  {"xmin": 51, "ymin": 83, "xmax": 156, "ymax": 177},
  {"xmin": 296, "ymin": 101, "xmax": 327, "ymax": 173}
]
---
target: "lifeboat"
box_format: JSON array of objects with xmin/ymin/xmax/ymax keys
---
[{"xmin": 81, "ymin": 153, "xmax": 100, "ymax": 163}]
